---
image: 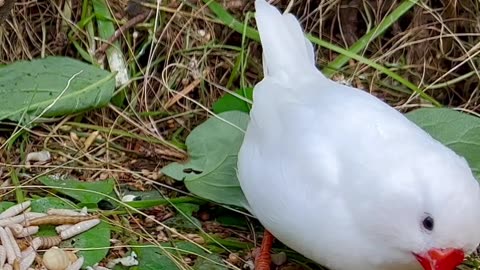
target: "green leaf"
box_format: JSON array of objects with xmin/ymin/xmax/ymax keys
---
[
  {"xmin": 176, "ymin": 203, "xmax": 200, "ymax": 216},
  {"xmin": 407, "ymin": 108, "xmax": 480, "ymax": 178},
  {"xmin": 0, "ymin": 56, "xmax": 115, "ymax": 123},
  {"xmin": 31, "ymin": 197, "xmax": 77, "ymax": 237},
  {"xmin": 0, "ymin": 202, "xmax": 15, "ymax": 212},
  {"xmin": 132, "ymin": 241, "xmax": 209, "ymax": 270},
  {"xmin": 212, "ymin": 88, "xmax": 253, "ymax": 113},
  {"xmin": 163, "ymin": 215, "xmax": 201, "ymax": 233},
  {"xmin": 131, "ymin": 246, "xmax": 181, "ymax": 270},
  {"xmin": 216, "ymin": 214, "xmax": 249, "ymax": 230},
  {"xmin": 61, "ymin": 221, "xmax": 111, "ymax": 267},
  {"xmin": 30, "ymin": 197, "xmax": 77, "ymax": 213},
  {"xmin": 29, "ymin": 197, "xmax": 110, "ymax": 266},
  {"xmin": 193, "ymin": 254, "xmax": 228, "ymax": 270},
  {"xmin": 161, "ymin": 111, "xmax": 249, "ymax": 208},
  {"xmin": 38, "ymin": 176, "xmax": 115, "ymax": 204},
  {"xmin": 173, "ymin": 241, "xmax": 208, "ymax": 256}
]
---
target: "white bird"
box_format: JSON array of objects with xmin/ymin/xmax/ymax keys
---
[{"xmin": 237, "ymin": 1, "xmax": 480, "ymax": 270}]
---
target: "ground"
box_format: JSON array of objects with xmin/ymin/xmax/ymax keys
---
[{"xmin": 1, "ymin": 0, "xmax": 480, "ymax": 269}]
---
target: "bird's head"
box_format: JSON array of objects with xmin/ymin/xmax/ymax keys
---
[
  {"xmin": 354, "ymin": 144, "xmax": 480, "ymax": 270},
  {"xmin": 407, "ymin": 151, "xmax": 480, "ymax": 270}
]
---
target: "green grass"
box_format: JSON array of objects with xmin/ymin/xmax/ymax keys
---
[{"xmin": 0, "ymin": 0, "xmax": 479, "ymax": 269}]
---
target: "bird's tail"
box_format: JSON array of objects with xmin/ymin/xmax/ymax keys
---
[{"xmin": 255, "ymin": 0, "xmax": 317, "ymax": 78}]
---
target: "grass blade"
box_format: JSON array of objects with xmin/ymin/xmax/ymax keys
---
[
  {"xmin": 202, "ymin": 0, "xmax": 440, "ymax": 106},
  {"xmin": 324, "ymin": 0, "xmax": 420, "ymax": 77}
]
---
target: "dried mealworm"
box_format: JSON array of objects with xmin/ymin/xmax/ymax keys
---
[
  {"xmin": 60, "ymin": 219, "xmax": 100, "ymax": 240},
  {"xmin": 19, "ymin": 248, "xmax": 34, "ymax": 262},
  {"xmin": 12, "ymin": 258, "xmax": 20, "ymax": 270},
  {"xmin": 16, "ymin": 239, "xmax": 30, "ymax": 251},
  {"xmin": 20, "ymin": 236, "xmax": 59, "ymax": 259},
  {"xmin": 30, "ymin": 238, "xmax": 41, "ymax": 250},
  {"xmin": 19, "ymin": 241, "xmax": 40, "ymax": 259},
  {"xmin": 55, "ymin": 224, "xmax": 72, "ymax": 234},
  {"xmin": 66, "ymin": 256, "xmax": 84, "ymax": 270},
  {"xmin": 24, "ymin": 212, "xmax": 47, "ymax": 219},
  {"xmin": 0, "ymin": 212, "xmax": 47, "ymax": 227},
  {"xmin": 14, "ymin": 227, "xmax": 39, "ymax": 238},
  {"xmin": 19, "ymin": 213, "xmax": 48, "ymax": 226},
  {"xmin": 7, "ymin": 224, "xmax": 24, "ymax": 236},
  {"xmin": 38, "ymin": 236, "xmax": 62, "ymax": 249},
  {"xmin": 0, "ymin": 215, "xmax": 27, "ymax": 227},
  {"xmin": 15, "ymin": 242, "xmax": 27, "ymax": 252},
  {"xmin": 0, "ymin": 245, "xmax": 6, "ymax": 267},
  {"xmin": 83, "ymin": 131, "xmax": 99, "ymax": 151},
  {"xmin": 47, "ymin": 208, "xmax": 87, "ymax": 217},
  {"xmin": 26, "ymin": 215, "xmax": 97, "ymax": 226},
  {"xmin": 5, "ymin": 227, "xmax": 21, "ymax": 258},
  {"xmin": 0, "ymin": 227, "xmax": 16, "ymax": 264},
  {"xmin": 19, "ymin": 250, "xmax": 35, "ymax": 270},
  {"xmin": 20, "ymin": 237, "xmax": 42, "ymax": 259},
  {"xmin": 0, "ymin": 201, "xmax": 31, "ymax": 219}
]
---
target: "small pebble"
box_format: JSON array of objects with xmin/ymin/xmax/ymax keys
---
[{"xmin": 271, "ymin": 252, "xmax": 287, "ymax": 266}]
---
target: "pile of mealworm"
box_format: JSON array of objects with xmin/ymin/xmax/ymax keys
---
[{"xmin": 0, "ymin": 201, "xmax": 101, "ymax": 270}]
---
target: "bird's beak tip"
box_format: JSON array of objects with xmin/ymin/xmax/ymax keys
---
[{"xmin": 414, "ymin": 248, "xmax": 464, "ymax": 270}]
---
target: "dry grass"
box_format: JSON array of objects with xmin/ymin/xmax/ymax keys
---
[{"xmin": 1, "ymin": 0, "xmax": 480, "ymax": 269}]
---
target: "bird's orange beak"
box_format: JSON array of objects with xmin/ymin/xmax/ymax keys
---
[{"xmin": 414, "ymin": 248, "xmax": 464, "ymax": 270}]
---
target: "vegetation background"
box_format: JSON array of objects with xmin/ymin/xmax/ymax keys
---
[{"xmin": 1, "ymin": 0, "xmax": 480, "ymax": 269}]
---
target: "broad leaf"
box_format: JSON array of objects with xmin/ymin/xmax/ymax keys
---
[
  {"xmin": 163, "ymin": 215, "xmax": 201, "ymax": 233},
  {"xmin": 31, "ymin": 197, "xmax": 77, "ymax": 237},
  {"xmin": 30, "ymin": 197, "xmax": 111, "ymax": 266},
  {"xmin": 132, "ymin": 241, "xmax": 209, "ymax": 270},
  {"xmin": 407, "ymin": 108, "xmax": 480, "ymax": 178},
  {"xmin": 193, "ymin": 254, "xmax": 228, "ymax": 270},
  {"xmin": 62, "ymin": 221, "xmax": 111, "ymax": 267},
  {"xmin": 30, "ymin": 196, "xmax": 76, "ymax": 213},
  {"xmin": 212, "ymin": 87, "xmax": 253, "ymax": 113},
  {"xmin": 0, "ymin": 56, "xmax": 115, "ymax": 123},
  {"xmin": 0, "ymin": 202, "xmax": 15, "ymax": 212},
  {"xmin": 38, "ymin": 176, "xmax": 115, "ymax": 204},
  {"xmin": 176, "ymin": 203, "xmax": 200, "ymax": 216},
  {"xmin": 132, "ymin": 246, "xmax": 180, "ymax": 270},
  {"xmin": 161, "ymin": 111, "xmax": 249, "ymax": 208}
]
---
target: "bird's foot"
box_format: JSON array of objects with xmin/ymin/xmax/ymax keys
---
[{"xmin": 255, "ymin": 230, "xmax": 274, "ymax": 270}]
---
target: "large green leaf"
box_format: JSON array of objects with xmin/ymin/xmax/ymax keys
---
[
  {"xmin": 131, "ymin": 247, "xmax": 180, "ymax": 270},
  {"xmin": 212, "ymin": 87, "xmax": 253, "ymax": 114},
  {"xmin": 38, "ymin": 176, "xmax": 115, "ymax": 204},
  {"xmin": 31, "ymin": 197, "xmax": 77, "ymax": 237},
  {"xmin": 193, "ymin": 254, "xmax": 228, "ymax": 270},
  {"xmin": 407, "ymin": 108, "xmax": 480, "ymax": 178},
  {"xmin": 0, "ymin": 202, "xmax": 15, "ymax": 212},
  {"xmin": 62, "ymin": 221, "xmax": 111, "ymax": 267},
  {"xmin": 132, "ymin": 241, "xmax": 209, "ymax": 270},
  {"xmin": 30, "ymin": 196, "xmax": 76, "ymax": 213},
  {"xmin": 161, "ymin": 111, "xmax": 249, "ymax": 208},
  {"xmin": 0, "ymin": 56, "xmax": 115, "ymax": 123},
  {"xmin": 30, "ymin": 197, "xmax": 111, "ymax": 266}
]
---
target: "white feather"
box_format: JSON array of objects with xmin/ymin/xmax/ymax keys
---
[
  {"xmin": 255, "ymin": 0, "xmax": 318, "ymax": 79},
  {"xmin": 237, "ymin": 1, "xmax": 480, "ymax": 270}
]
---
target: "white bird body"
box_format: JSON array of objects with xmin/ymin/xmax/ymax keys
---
[{"xmin": 237, "ymin": 1, "xmax": 480, "ymax": 270}]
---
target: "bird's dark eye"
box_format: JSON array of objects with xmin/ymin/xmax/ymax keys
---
[{"xmin": 422, "ymin": 216, "xmax": 434, "ymax": 231}]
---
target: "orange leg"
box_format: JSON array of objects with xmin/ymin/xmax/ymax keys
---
[{"xmin": 255, "ymin": 230, "xmax": 274, "ymax": 270}]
